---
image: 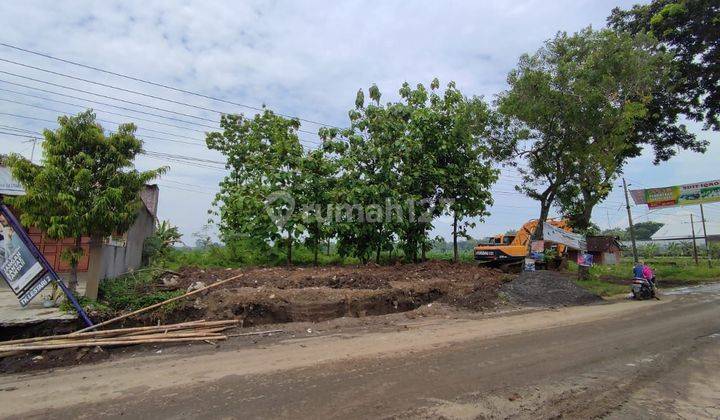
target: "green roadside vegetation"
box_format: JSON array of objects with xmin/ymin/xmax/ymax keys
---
[{"xmin": 569, "ymin": 257, "xmax": 720, "ymax": 297}]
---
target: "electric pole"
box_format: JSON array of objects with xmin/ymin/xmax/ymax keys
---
[
  {"xmin": 622, "ymin": 178, "xmax": 639, "ymax": 263},
  {"xmin": 700, "ymin": 204, "xmax": 711, "ymax": 267},
  {"xmin": 690, "ymin": 213, "xmax": 699, "ymax": 266}
]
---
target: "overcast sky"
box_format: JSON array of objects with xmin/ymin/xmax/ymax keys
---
[{"xmin": 0, "ymin": 0, "xmax": 718, "ymax": 244}]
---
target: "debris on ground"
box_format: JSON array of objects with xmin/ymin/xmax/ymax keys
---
[
  {"xmin": 0, "ymin": 319, "xmax": 239, "ymax": 358},
  {"xmin": 501, "ymin": 271, "xmax": 602, "ymax": 307}
]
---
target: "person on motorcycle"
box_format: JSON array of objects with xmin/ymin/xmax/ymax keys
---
[
  {"xmin": 643, "ymin": 263, "xmax": 656, "ymax": 288},
  {"xmin": 633, "ymin": 261, "xmax": 645, "ymax": 279}
]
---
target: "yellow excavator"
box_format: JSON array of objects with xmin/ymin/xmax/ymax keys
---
[{"xmin": 474, "ymin": 219, "xmax": 571, "ymax": 271}]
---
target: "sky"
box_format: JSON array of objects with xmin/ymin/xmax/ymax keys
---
[{"xmin": 0, "ymin": 0, "xmax": 718, "ymax": 244}]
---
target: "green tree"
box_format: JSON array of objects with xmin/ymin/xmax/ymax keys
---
[
  {"xmin": 142, "ymin": 220, "xmax": 182, "ymax": 265},
  {"xmin": 207, "ymin": 109, "xmax": 305, "ymax": 265},
  {"xmin": 324, "ymin": 80, "xmax": 497, "ymax": 262},
  {"xmin": 298, "ymin": 147, "xmax": 337, "ymax": 265},
  {"xmin": 436, "ymin": 85, "xmax": 498, "ymax": 262},
  {"xmin": 632, "ymin": 221, "xmax": 664, "ymax": 240},
  {"xmin": 500, "ymin": 27, "xmax": 692, "ymax": 236},
  {"xmin": 609, "ymin": 0, "xmax": 720, "ymax": 131},
  {"xmin": 320, "ymin": 85, "xmax": 399, "ymax": 263},
  {"xmin": 7, "ymin": 110, "xmax": 165, "ymax": 292}
]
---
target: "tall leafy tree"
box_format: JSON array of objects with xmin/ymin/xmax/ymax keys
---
[
  {"xmin": 499, "ymin": 28, "xmax": 694, "ymax": 237},
  {"xmin": 609, "ymin": 0, "xmax": 720, "ymax": 131},
  {"xmin": 320, "ymin": 86, "xmax": 399, "ymax": 263},
  {"xmin": 324, "ymin": 80, "xmax": 497, "ymax": 262},
  {"xmin": 298, "ymin": 147, "xmax": 337, "ymax": 265},
  {"xmin": 207, "ymin": 109, "xmax": 305, "ymax": 265},
  {"xmin": 433, "ymin": 83, "xmax": 499, "ymax": 262},
  {"xmin": 7, "ymin": 110, "xmax": 164, "ymax": 292}
]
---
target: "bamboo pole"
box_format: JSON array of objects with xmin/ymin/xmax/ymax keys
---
[
  {"xmin": 0, "ymin": 320, "xmax": 237, "ymax": 346},
  {"xmin": 0, "ymin": 336, "xmax": 228, "ymax": 352},
  {"xmin": 227, "ymin": 329, "xmax": 284, "ymax": 337},
  {"xmin": 73, "ymin": 274, "xmax": 244, "ymax": 334}
]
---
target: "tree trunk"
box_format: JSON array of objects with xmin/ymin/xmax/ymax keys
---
[
  {"xmin": 578, "ymin": 264, "xmax": 590, "ymax": 280},
  {"xmin": 376, "ymin": 242, "xmax": 381, "ymax": 264},
  {"xmin": 326, "ymin": 238, "xmax": 331, "ymax": 256},
  {"xmin": 452, "ymin": 212, "xmax": 458, "ymax": 263},
  {"xmin": 313, "ymin": 241, "xmax": 318, "ymax": 266},
  {"xmin": 68, "ymin": 235, "xmax": 82, "ymax": 293},
  {"xmin": 534, "ymin": 201, "xmax": 551, "ymax": 241},
  {"xmin": 286, "ymin": 231, "xmax": 292, "ymax": 266}
]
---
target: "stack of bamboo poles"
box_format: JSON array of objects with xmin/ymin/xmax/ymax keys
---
[{"xmin": 0, "ymin": 320, "xmax": 239, "ymax": 357}]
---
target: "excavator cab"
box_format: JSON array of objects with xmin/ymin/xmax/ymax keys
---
[{"xmin": 474, "ymin": 219, "xmax": 571, "ymax": 271}]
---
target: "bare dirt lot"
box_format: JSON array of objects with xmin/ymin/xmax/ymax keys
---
[
  {"xmin": 1, "ymin": 285, "xmax": 718, "ymax": 419},
  {"xmin": 1, "ymin": 263, "xmax": 610, "ymax": 374},
  {"xmin": 150, "ymin": 261, "xmax": 512, "ymax": 326}
]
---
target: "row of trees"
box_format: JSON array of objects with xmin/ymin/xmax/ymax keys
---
[
  {"xmin": 209, "ymin": 0, "xmax": 716, "ymax": 264},
  {"xmin": 207, "ymin": 81, "xmax": 499, "ymax": 264},
  {"xmin": 5, "ymin": 1, "xmax": 716, "ymax": 284}
]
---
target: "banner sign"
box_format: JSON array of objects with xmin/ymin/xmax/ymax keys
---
[
  {"xmin": 630, "ymin": 179, "xmax": 720, "ymax": 209},
  {"xmin": 0, "ymin": 167, "xmax": 24, "ymax": 196},
  {"xmin": 577, "ymin": 253, "xmax": 594, "ymax": 267},
  {"xmin": 543, "ymin": 222, "xmax": 586, "ymax": 251},
  {"xmin": 0, "ymin": 206, "xmax": 51, "ymax": 306},
  {"xmin": 531, "ymin": 240, "xmax": 545, "ymax": 253}
]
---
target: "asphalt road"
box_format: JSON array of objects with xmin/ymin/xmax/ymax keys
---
[{"xmin": 2, "ymin": 284, "xmax": 719, "ymax": 419}]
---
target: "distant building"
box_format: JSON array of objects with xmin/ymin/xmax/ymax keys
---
[
  {"xmin": 650, "ymin": 218, "xmax": 720, "ymax": 242},
  {"xmin": 568, "ymin": 236, "xmax": 623, "ymax": 265},
  {"xmin": 0, "ymin": 165, "xmax": 158, "ymax": 300}
]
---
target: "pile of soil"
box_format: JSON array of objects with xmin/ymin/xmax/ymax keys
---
[
  {"xmin": 501, "ymin": 271, "xmax": 602, "ymax": 307},
  {"xmin": 145, "ymin": 261, "xmax": 509, "ymax": 327}
]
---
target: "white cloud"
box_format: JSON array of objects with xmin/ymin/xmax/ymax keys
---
[{"xmin": 1, "ymin": 0, "xmax": 717, "ymax": 243}]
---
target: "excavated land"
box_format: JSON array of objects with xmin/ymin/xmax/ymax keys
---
[{"xmin": 150, "ymin": 261, "xmax": 511, "ymax": 327}]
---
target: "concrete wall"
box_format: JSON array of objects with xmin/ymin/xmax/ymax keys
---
[{"xmin": 99, "ymin": 208, "xmax": 154, "ymax": 279}]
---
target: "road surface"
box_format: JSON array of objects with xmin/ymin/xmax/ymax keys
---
[{"xmin": 1, "ymin": 284, "xmax": 719, "ymax": 419}]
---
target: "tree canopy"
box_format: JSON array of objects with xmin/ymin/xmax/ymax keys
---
[
  {"xmin": 609, "ymin": 0, "xmax": 720, "ymax": 132},
  {"xmin": 7, "ymin": 110, "xmax": 165, "ymax": 291}
]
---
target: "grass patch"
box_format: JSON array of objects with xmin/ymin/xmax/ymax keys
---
[
  {"xmin": 587, "ymin": 259, "xmax": 720, "ymax": 286},
  {"xmin": 573, "ymin": 278, "xmax": 627, "ymax": 297},
  {"xmin": 98, "ymin": 270, "xmax": 185, "ymax": 312}
]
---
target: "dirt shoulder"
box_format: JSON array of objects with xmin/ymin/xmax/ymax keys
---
[{"xmin": 0, "ymin": 296, "xmax": 675, "ymax": 417}]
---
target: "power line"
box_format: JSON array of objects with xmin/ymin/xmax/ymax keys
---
[
  {"xmin": 0, "ymin": 108, "xmax": 209, "ymax": 145},
  {"xmin": 0, "ymin": 72, "xmax": 323, "ymax": 145},
  {"xmin": 0, "ymin": 79, "xmax": 219, "ymax": 129},
  {"xmin": 0, "ymin": 93, "xmax": 214, "ymax": 134},
  {"xmin": 0, "ymin": 41, "xmax": 341, "ymax": 129},
  {"xmin": 0, "ymin": 57, "xmax": 331, "ymax": 140}
]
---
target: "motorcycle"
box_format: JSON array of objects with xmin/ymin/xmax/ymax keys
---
[{"xmin": 631, "ymin": 277, "xmax": 656, "ymax": 300}]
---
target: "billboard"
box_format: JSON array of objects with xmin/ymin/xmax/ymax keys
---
[
  {"xmin": 630, "ymin": 179, "xmax": 720, "ymax": 209},
  {"xmin": 0, "ymin": 206, "xmax": 52, "ymax": 306},
  {"xmin": 543, "ymin": 222, "xmax": 587, "ymax": 251}
]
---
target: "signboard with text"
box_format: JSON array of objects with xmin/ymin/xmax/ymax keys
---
[
  {"xmin": 543, "ymin": 222, "xmax": 587, "ymax": 251},
  {"xmin": 0, "ymin": 207, "xmax": 51, "ymax": 306},
  {"xmin": 630, "ymin": 179, "xmax": 720, "ymax": 209}
]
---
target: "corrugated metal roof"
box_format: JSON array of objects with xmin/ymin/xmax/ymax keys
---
[{"xmin": 651, "ymin": 218, "xmax": 720, "ymax": 241}]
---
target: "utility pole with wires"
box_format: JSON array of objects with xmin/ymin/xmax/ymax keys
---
[
  {"xmin": 690, "ymin": 213, "xmax": 699, "ymax": 266},
  {"xmin": 622, "ymin": 178, "xmax": 639, "ymax": 263},
  {"xmin": 700, "ymin": 204, "xmax": 711, "ymax": 267}
]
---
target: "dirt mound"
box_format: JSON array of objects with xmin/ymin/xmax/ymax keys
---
[
  {"xmin": 150, "ymin": 261, "xmax": 508, "ymax": 326},
  {"xmin": 501, "ymin": 271, "xmax": 602, "ymax": 307}
]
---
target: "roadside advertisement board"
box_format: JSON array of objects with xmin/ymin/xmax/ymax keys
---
[
  {"xmin": 630, "ymin": 179, "xmax": 720, "ymax": 209},
  {"xmin": 0, "ymin": 167, "xmax": 25, "ymax": 196},
  {"xmin": 0, "ymin": 206, "xmax": 51, "ymax": 306},
  {"xmin": 577, "ymin": 253, "xmax": 593, "ymax": 267},
  {"xmin": 542, "ymin": 222, "xmax": 586, "ymax": 251}
]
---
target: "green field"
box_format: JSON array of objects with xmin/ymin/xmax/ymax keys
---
[{"xmin": 569, "ymin": 258, "xmax": 720, "ymax": 297}]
